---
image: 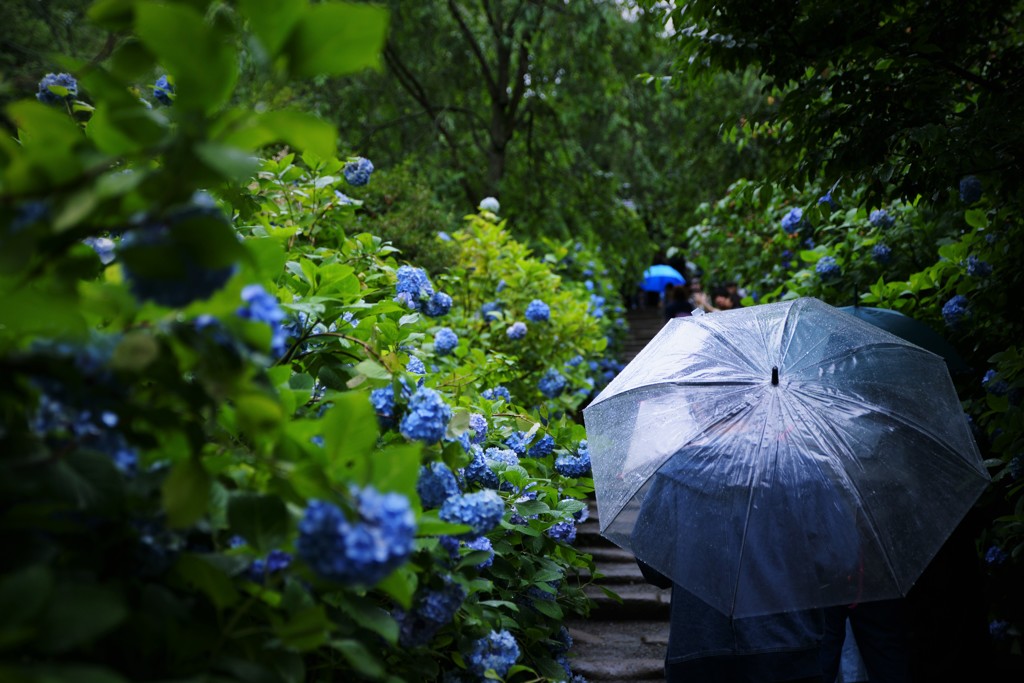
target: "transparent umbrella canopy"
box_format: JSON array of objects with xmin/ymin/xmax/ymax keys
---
[{"xmin": 583, "ymin": 298, "xmax": 990, "ymax": 618}]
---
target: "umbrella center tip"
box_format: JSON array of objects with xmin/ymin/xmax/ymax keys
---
[{"xmin": 771, "ymin": 366, "xmax": 779, "ymax": 386}]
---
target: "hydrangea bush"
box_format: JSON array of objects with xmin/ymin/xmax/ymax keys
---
[{"xmin": 0, "ymin": 2, "xmax": 615, "ymax": 681}]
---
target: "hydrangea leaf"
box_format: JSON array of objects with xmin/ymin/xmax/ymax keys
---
[
  {"xmin": 162, "ymin": 457, "xmax": 211, "ymax": 528},
  {"xmin": 369, "ymin": 443, "xmax": 422, "ymax": 500},
  {"xmin": 228, "ymin": 493, "xmax": 290, "ymax": 555},
  {"xmin": 335, "ymin": 594, "xmax": 399, "ymax": 644},
  {"xmin": 221, "ymin": 110, "xmax": 338, "ymax": 160},
  {"xmin": 135, "ymin": 2, "xmax": 238, "ymax": 112},
  {"xmin": 174, "ymin": 553, "xmax": 240, "ymax": 611},
  {"xmin": 272, "ymin": 605, "xmax": 331, "ymax": 652},
  {"xmin": 320, "ymin": 393, "xmax": 379, "ymax": 485},
  {"xmin": 373, "ymin": 565, "xmax": 417, "ymax": 611},
  {"xmin": 238, "ymin": 0, "xmax": 306, "ymax": 57},
  {"xmin": 36, "ymin": 582, "xmax": 128, "ymax": 653},
  {"xmin": 284, "ymin": 3, "xmax": 389, "ymax": 79},
  {"xmin": 329, "ymin": 637, "xmax": 387, "ymax": 678}
]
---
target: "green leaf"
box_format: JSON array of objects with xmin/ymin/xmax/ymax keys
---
[
  {"xmin": 353, "ymin": 359, "xmax": 392, "ymax": 381},
  {"xmin": 320, "ymin": 393, "xmax": 379, "ymax": 485},
  {"xmin": 273, "ymin": 605, "xmax": 332, "ymax": 651},
  {"xmin": 135, "ymin": 2, "xmax": 239, "ymax": 111},
  {"xmin": 964, "ymin": 208, "xmax": 989, "ymax": 229},
  {"xmin": 239, "ymin": 0, "xmax": 306, "ymax": 56},
  {"xmin": 228, "ymin": 493, "xmax": 290, "ymax": 554},
  {"xmin": 195, "ymin": 142, "xmax": 261, "ymax": 182},
  {"xmin": 174, "ymin": 553, "xmax": 241, "ymax": 610},
  {"xmin": 375, "ymin": 566, "xmax": 416, "ymax": 609},
  {"xmin": 235, "ymin": 392, "xmax": 285, "ymax": 435},
  {"xmin": 0, "ymin": 565, "xmax": 53, "ymax": 649},
  {"xmin": 162, "ymin": 457, "xmax": 211, "ymax": 528},
  {"xmin": 370, "ymin": 443, "xmax": 422, "ymax": 499},
  {"xmin": 330, "ymin": 638, "xmax": 387, "ymax": 679},
  {"xmin": 336, "ymin": 595, "xmax": 399, "ymax": 644},
  {"xmin": 284, "ymin": 3, "xmax": 389, "ymax": 79},
  {"xmin": 37, "ymin": 582, "xmax": 128, "ymax": 653},
  {"xmin": 221, "ymin": 110, "xmax": 337, "ymax": 159}
]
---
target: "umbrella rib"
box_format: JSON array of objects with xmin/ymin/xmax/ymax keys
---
[
  {"xmin": 792, "ymin": 383, "xmax": 985, "ymax": 479},
  {"xmin": 779, "ymin": 391, "xmax": 903, "ymax": 596},
  {"xmin": 786, "ymin": 341, "xmax": 933, "ymax": 377}
]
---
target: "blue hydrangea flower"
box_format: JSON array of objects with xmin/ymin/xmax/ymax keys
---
[
  {"xmin": 464, "ymin": 536, "xmax": 494, "ymax": 568},
  {"xmin": 538, "ymin": 369, "xmax": 567, "ymax": 398},
  {"xmin": 555, "ymin": 452, "xmax": 591, "ymax": 478},
  {"xmin": 588, "ymin": 294, "xmax": 606, "ymax": 318},
  {"xmin": 424, "ymin": 291, "xmax": 453, "ymax": 317},
  {"xmin": 966, "ymin": 255, "xmax": 992, "ymax": 277},
  {"xmin": 989, "ymin": 620, "xmax": 1010, "ymax": 641},
  {"xmin": 400, "ymin": 387, "xmax": 452, "ymax": 444},
  {"xmin": 467, "ymin": 630, "xmax": 520, "ymax": 678},
  {"xmin": 496, "ymin": 279, "xmax": 507, "ymax": 293},
  {"xmin": 153, "ymin": 75, "xmax": 174, "ymax": 106},
  {"xmin": 780, "ymin": 249, "xmax": 794, "ymax": 269},
  {"xmin": 248, "ymin": 549, "xmax": 293, "ymax": 582},
  {"xmin": 567, "ymin": 355, "xmax": 584, "ymax": 367},
  {"xmin": 370, "ymin": 387, "xmax": 396, "ymax": 427},
  {"xmin": 343, "ymin": 156, "xmax": 374, "ymax": 187},
  {"xmin": 546, "ymin": 521, "xmax": 577, "ymax": 544},
  {"xmin": 417, "ymin": 461, "xmax": 460, "ymax": 509},
  {"xmin": 872, "ymin": 244, "xmax": 892, "ymax": 264},
  {"xmin": 237, "ymin": 285, "xmax": 291, "ymax": 357},
  {"xmin": 37, "ymin": 72, "xmax": 78, "ymax": 105},
  {"xmin": 396, "ymin": 580, "xmax": 467, "ymax": 648},
  {"xmin": 433, "ymin": 328, "xmax": 459, "ymax": 356},
  {"xmin": 440, "ymin": 490, "xmax": 504, "ymax": 536},
  {"xmin": 83, "ymin": 237, "xmax": 116, "ymax": 265},
  {"xmin": 464, "ymin": 447, "xmax": 499, "ymax": 489},
  {"xmin": 407, "ymin": 356, "xmax": 426, "ymax": 375},
  {"xmin": 985, "ymin": 545, "xmax": 1008, "ymax": 566},
  {"xmin": 479, "ymin": 196, "xmax": 500, "ymax": 213},
  {"xmin": 118, "ymin": 200, "xmax": 238, "ymax": 308},
  {"xmin": 479, "ymin": 301, "xmax": 503, "ymax": 321},
  {"xmin": 10, "ymin": 201, "xmax": 49, "ymax": 232},
  {"xmin": 297, "ymin": 489, "xmax": 415, "ymax": 586},
  {"xmin": 982, "ymin": 369, "xmax": 1009, "ymax": 396},
  {"xmin": 817, "ymin": 191, "xmax": 838, "ymax": 210},
  {"xmin": 334, "ymin": 190, "xmax": 355, "ymax": 205},
  {"xmin": 527, "ymin": 434, "xmax": 555, "ymax": 458},
  {"xmin": 525, "ymin": 299, "xmax": 551, "ymax": 322},
  {"xmin": 482, "ymin": 386, "xmax": 512, "ymax": 403},
  {"xmin": 815, "ymin": 256, "xmax": 841, "ymax": 280},
  {"xmin": 485, "ymin": 447, "xmax": 520, "ymax": 470},
  {"xmin": 506, "ymin": 321, "xmax": 527, "ymax": 340},
  {"xmin": 941, "ymin": 295, "xmax": 970, "ymax": 327},
  {"xmin": 869, "ymin": 209, "xmax": 895, "ymax": 229},
  {"xmin": 505, "ymin": 431, "xmax": 531, "ymax": 455},
  {"xmin": 781, "ymin": 207, "xmax": 804, "ymax": 232},
  {"xmin": 468, "ymin": 413, "xmax": 487, "ymax": 443},
  {"xmin": 395, "ymin": 265, "xmax": 435, "ymax": 311},
  {"xmin": 959, "ymin": 175, "xmax": 982, "ymax": 204}
]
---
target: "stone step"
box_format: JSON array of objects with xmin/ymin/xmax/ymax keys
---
[
  {"xmin": 579, "ymin": 561, "xmax": 650, "ymax": 584},
  {"xmin": 577, "ymin": 545, "xmax": 636, "ymax": 564},
  {"xmin": 584, "ymin": 582, "xmax": 672, "ymax": 620},
  {"xmin": 564, "ymin": 619, "xmax": 669, "ymax": 681}
]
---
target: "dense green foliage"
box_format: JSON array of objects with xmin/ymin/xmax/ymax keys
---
[{"xmin": 0, "ymin": 2, "xmax": 629, "ymax": 681}]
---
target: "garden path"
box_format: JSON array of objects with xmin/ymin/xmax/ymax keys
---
[{"xmin": 566, "ymin": 305, "xmax": 670, "ymax": 682}]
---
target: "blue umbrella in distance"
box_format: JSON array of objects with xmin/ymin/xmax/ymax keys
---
[{"xmin": 641, "ymin": 264, "xmax": 686, "ymax": 292}]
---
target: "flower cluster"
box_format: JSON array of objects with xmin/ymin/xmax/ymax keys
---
[
  {"xmin": 394, "ymin": 265, "xmax": 452, "ymax": 317},
  {"xmin": 942, "ymin": 295, "xmax": 970, "ymax": 327},
  {"xmin": 400, "ymin": 386, "xmax": 452, "ymax": 444},
  {"xmin": 507, "ymin": 321, "xmax": 527, "ymax": 340},
  {"xmin": 479, "ymin": 301, "xmax": 503, "ymax": 321},
  {"xmin": 153, "ymin": 75, "xmax": 174, "ymax": 106},
  {"xmin": 985, "ymin": 545, "xmax": 1008, "ymax": 566},
  {"xmin": 440, "ymin": 490, "xmax": 505, "ymax": 536},
  {"xmin": 297, "ymin": 489, "xmax": 416, "ymax": 586},
  {"xmin": 871, "ymin": 244, "xmax": 892, "ymax": 264},
  {"xmin": 982, "ymin": 370, "xmax": 1009, "ymax": 397},
  {"xmin": 869, "ymin": 209, "xmax": 895, "ymax": 229},
  {"xmin": 237, "ymin": 284, "xmax": 290, "ymax": 358},
  {"xmin": 538, "ymin": 369, "xmax": 567, "ymax": 398},
  {"xmin": 527, "ymin": 434, "xmax": 555, "ymax": 458},
  {"xmin": 407, "ymin": 356, "xmax": 426, "ymax": 375},
  {"xmin": 396, "ymin": 580, "xmax": 467, "ymax": 648},
  {"xmin": 343, "ymin": 156, "xmax": 374, "ymax": 187},
  {"xmin": 466, "ymin": 629, "xmax": 520, "ymax": 678},
  {"xmin": 546, "ymin": 521, "xmax": 577, "ymax": 544},
  {"xmin": 37, "ymin": 72, "xmax": 78, "ymax": 105},
  {"xmin": 464, "ymin": 536, "xmax": 495, "ymax": 568},
  {"xmin": 247, "ymin": 549, "xmax": 293, "ymax": 583},
  {"xmin": 966, "ymin": 255, "xmax": 992, "ymax": 278},
  {"xmin": 482, "ymin": 386, "xmax": 512, "ymax": 403},
  {"xmin": 464, "ymin": 447, "xmax": 500, "ymax": 489},
  {"xmin": 479, "ymin": 196, "xmax": 500, "ymax": 213},
  {"xmin": 370, "ymin": 387, "xmax": 397, "ymax": 427},
  {"xmin": 424, "ymin": 291, "xmax": 453, "ymax": 317},
  {"xmin": 468, "ymin": 413, "xmax": 487, "ymax": 443},
  {"xmin": 555, "ymin": 441, "xmax": 592, "ymax": 478},
  {"xmin": 525, "ymin": 299, "xmax": 551, "ymax": 322},
  {"xmin": 815, "ymin": 256, "xmax": 841, "ymax": 280},
  {"xmin": 418, "ymin": 461, "xmax": 460, "ymax": 509},
  {"xmin": 434, "ymin": 328, "xmax": 459, "ymax": 356},
  {"xmin": 781, "ymin": 207, "xmax": 804, "ymax": 232},
  {"xmin": 959, "ymin": 175, "xmax": 982, "ymax": 204}
]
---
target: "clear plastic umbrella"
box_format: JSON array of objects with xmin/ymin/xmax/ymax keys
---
[{"xmin": 583, "ymin": 298, "xmax": 990, "ymax": 618}]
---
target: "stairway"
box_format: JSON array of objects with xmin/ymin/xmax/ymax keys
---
[{"xmin": 566, "ymin": 306, "xmax": 671, "ymax": 682}]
